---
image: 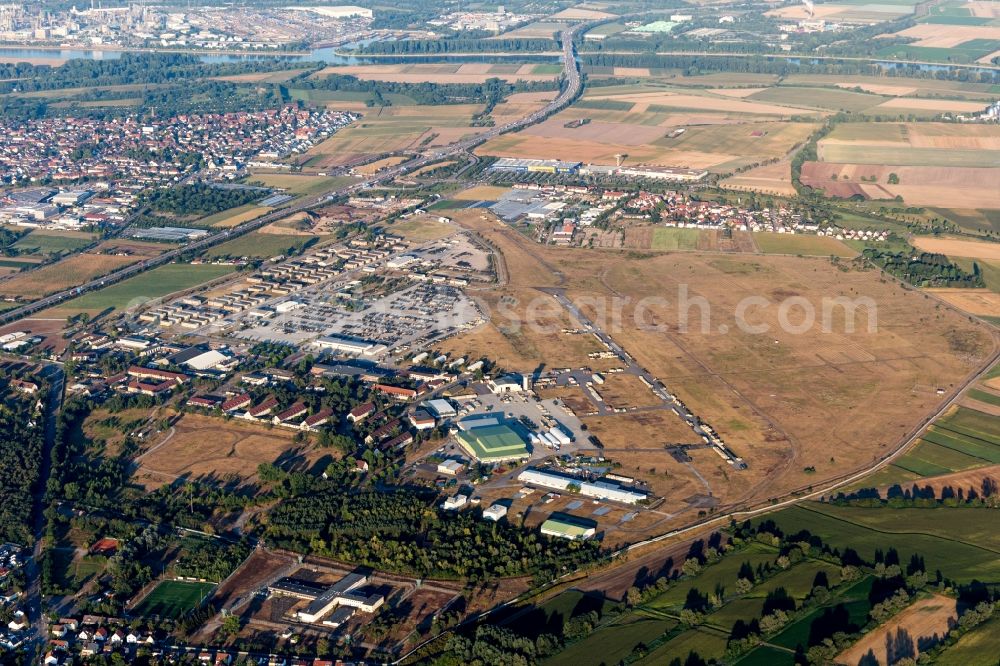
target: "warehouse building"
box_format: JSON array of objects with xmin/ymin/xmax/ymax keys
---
[
  {"xmin": 540, "ymin": 515, "xmax": 597, "ymax": 541},
  {"xmin": 518, "ymin": 468, "xmax": 648, "ymax": 504},
  {"xmin": 491, "ymin": 158, "xmax": 582, "ymax": 175},
  {"xmin": 456, "ymin": 424, "xmax": 530, "ymax": 463}
]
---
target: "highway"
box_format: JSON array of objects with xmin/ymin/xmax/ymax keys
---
[{"xmin": 0, "ymin": 25, "xmax": 585, "ymax": 328}]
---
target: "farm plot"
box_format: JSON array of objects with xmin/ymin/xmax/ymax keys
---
[
  {"xmin": 134, "ymin": 412, "xmax": 329, "ymax": 490},
  {"xmin": 760, "ymin": 504, "xmax": 1000, "ymax": 582},
  {"xmin": 250, "ymin": 173, "xmax": 355, "ymax": 196},
  {"xmin": 817, "ymin": 122, "xmax": 1000, "ymax": 168},
  {"xmin": 935, "ymin": 615, "xmax": 1000, "ymax": 665},
  {"xmin": 543, "ymin": 613, "xmax": 677, "ymax": 666},
  {"xmin": 912, "ymin": 236, "xmax": 1000, "ymax": 261},
  {"xmin": 11, "ymin": 229, "xmax": 96, "ymax": 255},
  {"xmin": 746, "ymin": 86, "xmax": 886, "ymax": 113},
  {"xmin": 206, "ymin": 231, "xmax": 319, "ymax": 260},
  {"xmin": 721, "ymin": 160, "xmax": 798, "ymax": 197},
  {"xmin": 0, "ymin": 253, "xmax": 140, "ymax": 300},
  {"xmin": 132, "ymin": 580, "xmax": 216, "ymax": 619},
  {"xmin": 800, "ymin": 163, "xmax": 1000, "ymax": 208},
  {"xmin": 198, "ymin": 204, "xmax": 272, "ymax": 228},
  {"xmin": 301, "ymin": 104, "xmax": 484, "ymax": 167},
  {"xmin": 41, "ymin": 263, "xmax": 234, "ymax": 318},
  {"xmin": 312, "ymin": 63, "xmax": 559, "ymax": 83}
]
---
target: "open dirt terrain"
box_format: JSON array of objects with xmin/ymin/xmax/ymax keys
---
[
  {"xmin": 443, "ymin": 212, "xmax": 997, "ymax": 527},
  {"xmin": 135, "ymin": 413, "xmax": 332, "ymax": 490}
]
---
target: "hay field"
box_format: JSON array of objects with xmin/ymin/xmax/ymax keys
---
[
  {"xmin": 0, "ymin": 253, "xmax": 139, "ymax": 300},
  {"xmin": 480, "ymin": 111, "xmax": 816, "ymax": 171},
  {"xmin": 913, "ymin": 236, "xmax": 1000, "ymax": 260},
  {"xmin": 747, "ymin": 86, "xmax": 886, "ymax": 113},
  {"xmin": 584, "ymin": 89, "xmax": 819, "ymax": 116},
  {"xmin": 929, "ymin": 289, "xmax": 1000, "ymax": 318},
  {"xmin": 801, "ymin": 163, "xmax": 1000, "ymax": 207},
  {"xmin": 313, "ymin": 63, "xmax": 559, "ymax": 84},
  {"xmin": 453, "ymin": 185, "xmax": 511, "ymax": 201},
  {"xmin": 354, "ymin": 155, "xmax": 409, "ymax": 175},
  {"xmin": 720, "ymin": 161, "xmax": 798, "ymax": 196},
  {"xmin": 753, "ymin": 232, "xmax": 857, "ymax": 257},
  {"xmin": 894, "ymin": 22, "xmax": 1000, "ymax": 47},
  {"xmin": 301, "ymin": 104, "xmax": 483, "ymax": 167},
  {"xmin": 817, "ymin": 122, "xmax": 1000, "ymax": 168},
  {"xmin": 836, "ymin": 595, "xmax": 957, "ymax": 666},
  {"xmin": 497, "ymin": 21, "xmax": 568, "ymax": 39},
  {"xmin": 549, "ymin": 6, "xmax": 616, "ymax": 19},
  {"xmin": 874, "ymin": 97, "xmax": 989, "ymax": 113},
  {"xmin": 202, "ymin": 204, "xmax": 272, "ymax": 228},
  {"xmin": 135, "ymin": 413, "xmax": 328, "ymax": 490},
  {"xmin": 444, "ymin": 211, "xmax": 997, "ymax": 519}
]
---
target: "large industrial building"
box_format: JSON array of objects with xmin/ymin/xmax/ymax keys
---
[
  {"xmin": 268, "ymin": 572, "xmax": 385, "ymax": 624},
  {"xmin": 579, "ymin": 164, "xmax": 708, "ymax": 182},
  {"xmin": 518, "ymin": 468, "xmax": 648, "ymax": 504},
  {"xmin": 491, "ymin": 158, "xmax": 582, "ymax": 174},
  {"xmin": 456, "ymin": 424, "xmax": 530, "ymax": 463}
]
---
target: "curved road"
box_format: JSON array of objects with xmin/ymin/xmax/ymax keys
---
[{"xmin": 0, "ymin": 24, "xmax": 585, "ymax": 327}]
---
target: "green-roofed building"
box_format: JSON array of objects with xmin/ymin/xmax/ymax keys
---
[
  {"xmin": 455, "ymin": 424, "xmax": 530, "ymax": 463},
  {"xmin": 540, "ymin": 516, "xmax": 597, "ymax": 541}
]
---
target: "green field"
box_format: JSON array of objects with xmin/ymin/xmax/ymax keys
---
[
  {"xmin": 632, "ymin": 626, "xmax": 729, "ymax": 665},
  {"xmin": 249, "ymin": 173, "xmax": 355, "ymax": 196},
  {"xmin": 936, "ymin": 616, "xmax": 1000, "ymax": 665},
  {"xmin": 752, "ymin": 233, "xmax": 856, "ymax": 257},
  {"xmin": 132, "ymin": 580, "xmax": 216, "ymax": 619},
  {"xmin": 747, "ymin": 86, "xmax": 885, "ymax": 113},
  {"xmin": 876, "ymin": 41, "xmax": 999, "ymax": 63},
  {"xmin": 758, "ymin": 504, "xmax": 1000, "ymax": 583},
  {"xmin": 768, "ymin": 576, "xmax": 874, "ymax": 650},
  {"xmin": 967, "ymin": 388, "xmax": 1000, "ymax": 407},
  {"xmin": 12, "ymin": 230, "xmax": 96, "ymax": 255},
  {"xmin": 734, "ymin": 645, "xmax": 796, "ymax": 666},
  {"xmin": 206, "ymin": 231, "xmax": 320, "ymax": 260},
  {"xmin": 651, "ymin": 228, "xmax": 700, "ymax": 250},
  {"xmin": 47, "ymin": 263, "xmax": 234, "ymax": 315},
  {"xmin": 543, "ymin": 613, "xmax": 677, "ymax": 666},
  {"xmin": 645, "ymin": 543, "xmax": 779, "ymax": 610}
]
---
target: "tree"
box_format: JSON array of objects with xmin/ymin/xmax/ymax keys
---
[{"xmin": 888, "ymin": 172, "xmax": 900, "ymax": 184}]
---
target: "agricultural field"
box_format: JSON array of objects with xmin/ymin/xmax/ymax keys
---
[
  {"xmin": 132, "ymin": 580, "xmax": 216, "ymax": 619},
  {"xmin": 837, "ymin": 594, "xmax": 957, "ymax": 665},
  {"xmin": 11, "ymin": 229, "xmax": 96, "ymax": 255},
  {"xmin": 479, "ymin": 100, "xmax": 818, "ymax": 172},
  {"xmin": 134, "ymin": 412, "xmax": 329, "ymax": 490},
  {"xmin": 801, "ymin": 163, "xmax": 1000, "ymax": 208},
  {"xmin": 311, "ymin": 63, "xmax": 560, "ymax": 84},
  {"xmin": 912, "ymin": 236, "xmax": 1000, "ymax": 261},
  {"xmin": 196, "ymin": 204, "xmax": 272, "ymax": 228},
  {"xmin": 41, "ymin": 263, "xmax": 234, "ymax": 318},
  {"xmin": 205, "ymin": 231, "xmax": 320, "ymax": 260},
  {"xmin": 935, "ymin": 616, "xmax": 1000, "ymax": 666},
  {"xmin": 720, "ymin": 160, "xmax": 798, "ymax": 197},
  {"xmin": 857, "ymin": 404, "xmax": 1000, "ymax": 486},
  {"xmin": 543, "ymin": 614, "xmax": 678, "ymax": 666},
  {"xmin": 443, "ymin": 211, "xmax": 996, "ymax": 531},
  {"xmin": 249, "ymin": 172, "xmax": 355, "ymax": 196},
  {"xmin": 766, "ymin": 0, "xmax": 917, "ymax": 23},
  {"xmin": 354, "ymin": 155, "xmax": 409, "ymax": 175},
  {"xmin": 758, "ymin": 503, "xmax": 1000, "ymax": 582},
  {"xmin": 299, "ymin": 104, "xmax": 485, "ymax": 168},
  {"xmin": 0, "ymin": 253, "xmax": 140, "ymax": 300},
  {"xmin": 752, "ymin": 233, "xmax": 856, "ymax": 257}
]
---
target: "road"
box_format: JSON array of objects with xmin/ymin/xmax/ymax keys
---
[
  {"xmin": 0, "ymin": 25, "xmax": 585, "ymax": 328},
  {"xmin": 24, "ymin": 362, "xmax": 65, "ymax": 655}
]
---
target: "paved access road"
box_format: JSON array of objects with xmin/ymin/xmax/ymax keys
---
[{"xmin": 0, "ymin": 25, "xmax": 586, "ymax": 328}]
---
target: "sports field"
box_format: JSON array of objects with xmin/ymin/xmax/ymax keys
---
[
  {"xmin": 132, "ymin": 580, "xmax": 216, "ymax": 619},
  {"xmin": 42, "ymin": 263, "xmax": 234, "ymax": 317}
]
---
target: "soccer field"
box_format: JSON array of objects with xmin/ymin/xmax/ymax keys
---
[{"xmin": 132, "ymin": 580, "xmax": 216, "ymax": 619}]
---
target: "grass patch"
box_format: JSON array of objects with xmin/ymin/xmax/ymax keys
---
[
  {"xmin": 632, "ymin": 626, "xmax": 729, "ymax": 665},
  {"xmin": 651, "ymin": 228, "xmax": 700, "ymax": 251},
  {"xmin": 758, "ymin": 504, "xmax": 1000, "ymax": 583},
  {"xmin": 12, "ymin": 230, "xmax": 96, "ymax": 254},
  {"xmin": 752, "ymin": 233, "xmax": 856, "ymax": 257},
  {"xmin": 967, "ymin": 388, "xmax": 1000, "ymax": 407},
  {"xmin": 543, "ymin": 613, "xmax": 677, "ymax": 666},
  {"xmin": 132, "ymin": 580, "xmax": 216, "ymax": 619},
  {"xmin": 768, "ymin": 576, "xmax": 873, "ymax": 650},
  {"xmin": 206, "ymin": 231, "xmax": 319, "ymax": 260},
  {"xmin": 47, "ymin": 263, "xmax": 234, "ymax": 316},
  {"xmin": 645, "ymin": 543, "xmax": 779, "ymax": 610},
  {"xmin": 196, "ymin": 203, "xmax": 271, "ymax": 228}
]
